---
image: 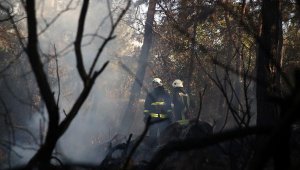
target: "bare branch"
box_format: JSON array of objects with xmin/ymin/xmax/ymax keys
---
[
  {"xmin": 3, "ymin": 140, "xmax": 39, "ymax": 152},
  {"xmin": 92, "ymin": 61, "xmax": 109, "ymax": 78},
  {"xmin": 219, "ymin": 106, "xmax": 230, "ymax": 132},
  {"xmin": 81, "ymin": 7, "xmax": 118, "ymax": 47},
  {"xmin": 25, "ymin": 0, "xmax": 59, "ymax": 126},
  {"xmin": 212, "ymin": 65, "xmax": 244, "ymax": 127},
  {"xmin": 83, "ymin": 33, "xmax": 106, "ymax": 40},
  {"xmin": 219, "ymin": 2, "xmax": 293, "ymax": 90},
  {"xmin": 54, "ymin": 1, "xmax": 130, "ymax": 141},
  {"xmin": 25, "ymin": 1, "xmax": 60, "ymax": 167},
  {"xmin": 57, "ymin": 61, "xmax": 109, "ymax": 138},
  {"xmin": 14, "ymin": 125, "xmax": 40, "ymax": 146},
  {"xmin": 54, "ymin": 45, "xmax": 61, "ymax": 107},
  {"xmin": 38, "ymin": 0, "xmax": 78, "ymax": 35},
  {"xmin": 74, "ymin": 0, "xmax": 89, "ymax": 83},
  {"xmin": 0, "ymin": 142, "xmax": 23, "ymax": 158},
  {"xmin": 88, "ymin": 0, "xmax": 131, "ymax": 77},
  {"xmin": 107, "ymin": 0, "xmax": 114, "ymax": 27}
]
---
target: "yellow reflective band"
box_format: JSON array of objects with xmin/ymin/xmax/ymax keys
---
[
  {"xmin": 150, "ymin": 113, "xmax": 168, "ymax": 118},
  {"xmin": 144, "ymin": 110, "xmax": 149, "ymax": 113},
  {"xmin": 177, "ymin": 119, "xmax": 189, "ymax": 125},
  {"xmin": 151, "ymin": 102, "xmax": 165, "ymax": 106}
]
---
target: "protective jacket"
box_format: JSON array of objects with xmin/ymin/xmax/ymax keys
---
[
  {"xmin": 144, "ymin": 86, "xmax": 172, "ymax": 120},
  {"xmin": 172, "ymin": 87, "xmax": 190, "ymax": 124}
]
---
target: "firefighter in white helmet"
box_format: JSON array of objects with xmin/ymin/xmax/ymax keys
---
[
  {"xmin": 171, "ymin": 79, "xmax": 190, "ymax": 125},
  {"xmin": 143, "ymin": 78, "xmax": 172, "ymax": 138}
]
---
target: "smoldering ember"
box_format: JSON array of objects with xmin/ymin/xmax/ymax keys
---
[{"xmin": 0, "ymin": 0, "xmax": 300, "ymax": 170}]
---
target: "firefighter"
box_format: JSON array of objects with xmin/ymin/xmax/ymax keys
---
[
  {"xmin": 143, "ymin": 78, "xmax": 172, "ymax": 138},
  {"xmin": 172, "ymin": 79, "xmax": 190, "ymax": 125}
]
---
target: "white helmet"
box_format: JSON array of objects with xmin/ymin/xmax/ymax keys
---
[
  {"xmin": 153, "ymin": 78, "xmax": 163, "ymax": 86},
  {"xmin": 172, "ymin": 79, "xmax": 183, "ymax": 87}
]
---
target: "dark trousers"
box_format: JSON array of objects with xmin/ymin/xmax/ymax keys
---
[
  {"xmin": 174, "ymin": 108, "xmax": 187, "ymax": 122},
  {"xmin": 148, "ymin": 119, "xmax": 170, "ymax": 138}
]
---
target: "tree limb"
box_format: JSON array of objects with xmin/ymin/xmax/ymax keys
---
[{"xmin": 74, "ymin": 0, "xmax": 89, "ymax": 83}]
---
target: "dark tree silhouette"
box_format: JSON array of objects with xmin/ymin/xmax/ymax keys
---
[{"xmin": 16, "ymin": 0, "xmax": 131, "ymax": 169}]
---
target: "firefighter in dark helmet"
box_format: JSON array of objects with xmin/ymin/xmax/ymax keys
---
[
  {"xmin": 143, "ymin": 78, "xmax": 172, "ymax": 137},
  {"xmin": 172, "ymin": 79, "xmax": 190, "ymax": 125}
]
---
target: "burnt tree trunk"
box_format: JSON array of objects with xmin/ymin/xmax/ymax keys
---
[
  {"xmin": 121, "ymin": 0, "xmax": 158, "ymax": 133},
  {"xmin": 256, "ymin": 0, "xmax": 282, "ymax": 128},
  {"xmin": 255, "ymin": 0, "xmax": 288, "ymax": 169},
  {"xmin": 25, "ymin": 1, "xmax": 60, "ymax": 168}
]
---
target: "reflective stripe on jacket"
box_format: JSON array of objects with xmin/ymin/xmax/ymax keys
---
[
  {"xmin": 144, "ymin": 86, "xmax": 172, "ymax": 119},
  {"xmin": 150, "ymin": 113, "xmax": 168, "ymax": 118}
]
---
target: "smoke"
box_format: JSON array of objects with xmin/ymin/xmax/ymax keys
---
[
  {"xmin": 0, "ymin": 0, "xmax": 143, "ymax": 168},
  {"xmin": 36, "ymin": 0, "xmax": 136, "ymax": 165}
]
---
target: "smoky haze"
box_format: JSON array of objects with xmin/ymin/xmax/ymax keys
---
[
  {"xmin": 1, "ymin": 0, "xmax": 142, "ymax": 168},
  {"xmin": 38, "ymin": 0, "xmax": 140, "ymax": 165}
]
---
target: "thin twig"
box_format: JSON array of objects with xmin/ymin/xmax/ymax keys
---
[
  {"xmin": 107, "ymin": 0, "xmax": 114, "ymax": 27},
  {"xmin": 88, "ymin": 0, "xmax": 131, "ymax": 77},
  {"xmin": 38, "ymin": 0, "xmax": 78, "ymax": 35}
]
